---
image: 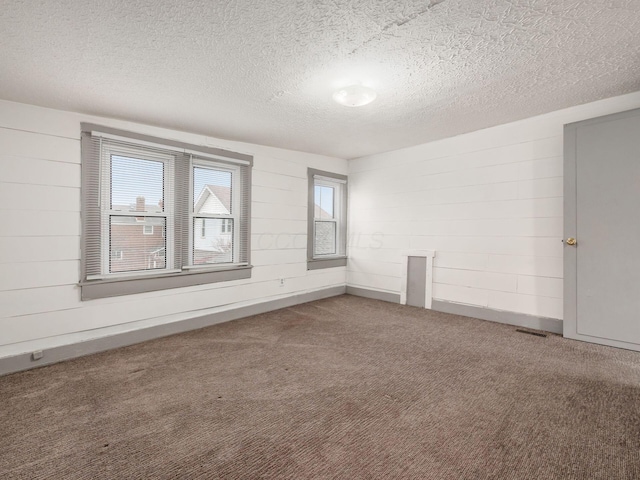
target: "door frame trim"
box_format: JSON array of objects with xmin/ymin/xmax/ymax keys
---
[
  {"xmin": 563, "ymin": 122, "xmax": 578, "ymax": 341},
  {"xmin": 563, "ymin": 108, "xmax": 640, "ymax": 352}
]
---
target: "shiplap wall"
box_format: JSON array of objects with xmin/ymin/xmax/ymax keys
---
[
  {"xmin": 0, "ymin": 100, "xmax": 347, "ymax": 359},
  {"xmin": 348, "ymin": 91, "xmax": 640, "ymax": 320}
]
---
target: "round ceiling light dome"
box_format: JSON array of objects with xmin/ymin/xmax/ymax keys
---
[{"xmin": 332, "ymin": 84, "xmax": 377, "ymax": 107}]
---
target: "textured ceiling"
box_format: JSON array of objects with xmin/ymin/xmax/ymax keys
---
[{"xmin": 1, "ymin": 0, "xmax": 639, "ymax": 159}]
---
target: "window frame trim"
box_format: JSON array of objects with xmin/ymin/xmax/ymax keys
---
[
  {"xmin": 307, "ymin": 168, "xmax": 348, "ymax": 270},
  {"xmin": 100, "ymin": 142, "xmax": 175, "ymax": 278},
  {"xmin": 189, "ymin": 158, "xmax": 240, "ymax": 266},
  {"xmin": 80, "ymin": 123, "xmax": 253, "ymax": 300}
]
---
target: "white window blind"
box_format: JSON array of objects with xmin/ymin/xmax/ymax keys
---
[{"xmin": 100, "ymin": 142, "xmax": 174, "ymax": 276}]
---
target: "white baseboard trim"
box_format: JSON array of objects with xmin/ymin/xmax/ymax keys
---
[{"xmin": 0, "ymin": 286, "xmax": 346, "ymax": 377}]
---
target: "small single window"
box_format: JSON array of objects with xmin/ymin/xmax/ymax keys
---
[
  {"xmin": 307, "ymin": 168, "xmax": 347, "ymax": 270},
  {"xmin": 143, "ymin": 225, "xmax": 154, "ymax": 235}
]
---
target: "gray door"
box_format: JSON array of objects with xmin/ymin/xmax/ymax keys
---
[
  {"xmin": 564, "ymin": 108, "xmax": 640, "ymax": 349},
  {"xmin": 407, "ymin": 256, "xmax": 427, "ymax": 308}
]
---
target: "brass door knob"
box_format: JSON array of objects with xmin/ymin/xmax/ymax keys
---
[{"xmin": 566, "ymin": 237, "xmax": 577, "ymax": 246}]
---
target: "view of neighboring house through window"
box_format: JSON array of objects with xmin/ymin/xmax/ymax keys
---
[
  {"xmin": 192, "ymin": 164, "xmax": 237, "ymax": 265},
  {"xmin": 107, "ymin": 150, "xmax": 170, "ymax": 274},
  {"xmin": 307, "ymin": 168, "xmax": 347, "ymax": 270},
  {"xmin": 314, "ymin": 184, "xmax": 337, "ymax": 255},
  {"xmin": 81, "ymin": 124, "xmax": 253, "ymax": 299}
]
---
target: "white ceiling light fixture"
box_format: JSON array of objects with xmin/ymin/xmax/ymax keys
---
[{"xmin": 332, "ymin": 84, "xmax": 377, "ymax": 107}]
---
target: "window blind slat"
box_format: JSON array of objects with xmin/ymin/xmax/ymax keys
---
[
  {"xmin": 174, "ymin": 153, "xmax": 190, "ymax": 271},
  {"xmin": 81, "ymin": 132, "xmax": 103, "ymax": 278}
]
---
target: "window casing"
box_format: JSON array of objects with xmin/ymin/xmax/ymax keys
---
[
  {"xmin": 189, "ymin": 160, "xmax": 240, "ymax": 267},
  {"xmin": 307, "ymin": 168, "xmax": 347, "ymax": 270},
  {"xmin": 81, "ymin": 124, "xmax": 252, "ymax": 300}
]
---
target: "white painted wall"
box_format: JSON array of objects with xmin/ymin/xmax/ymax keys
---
[
  {"xmin": 348, "ymin": 91, "xmax": 640, "ymax": 321},
  {"xmin": 0, "ymin": 100, "xmax": 347, "ymax": 359}
]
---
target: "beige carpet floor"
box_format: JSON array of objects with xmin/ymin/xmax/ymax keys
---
[{"xmin": 1, "ymin": 294, "xmax": 639, "ymax": 479}]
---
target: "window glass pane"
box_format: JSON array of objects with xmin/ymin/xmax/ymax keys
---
[
  {"xmin": 193, "ymin": 218, "xmax": 233, "ymax": 265},
  {"xmin": 314, "ymin": 221, "xmax": 336, "ymax": 255},
  {"xmin": 193, "ymin": 167, "xmax": 232, "ymax": 214},
  {"xmin": 314, "ymin": 185, "xmax": 334, "ymax": 219},
  {"xmin": 109, "ymin": 216, "xmax": 166, "ymax": 273},
  {"xmin": 111, "ymin": 156, "xmax": 164, "ymax": 212}
]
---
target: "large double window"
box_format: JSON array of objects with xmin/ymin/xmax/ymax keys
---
[
  {"xmin": 307, "ymin": 168, "xmax": 348, "ymax": 269},
  {"xmin": 81, "ymin": 124, "xmax": 252, "ymax": 299}
]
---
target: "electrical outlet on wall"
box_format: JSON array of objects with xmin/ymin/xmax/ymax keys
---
[
  {"xmin": 279, "ymin": 278, "xmax": 285, "ymax": 287},
  {"xmin": 32, "ymin": 350, "xmax": 44, "ymax": 361}
]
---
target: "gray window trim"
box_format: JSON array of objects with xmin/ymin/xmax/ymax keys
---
[
  {"xmin": 80, "ymin": 123, "xmax": 253, "ymax": 300},
  {"xmin": 307, "ymin": 258, "xmax": 347, "ymax": 270},
  {"xmin": 81, "ymin": 123, "xmax": 253, "ymax": 164},
  {"xmin": 80, "ymin": 266, "xmax": 252, "ymax": 300},
  {"xmin": 307, "ymin": 168, "xmax": 348, "ymax": 270}
]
